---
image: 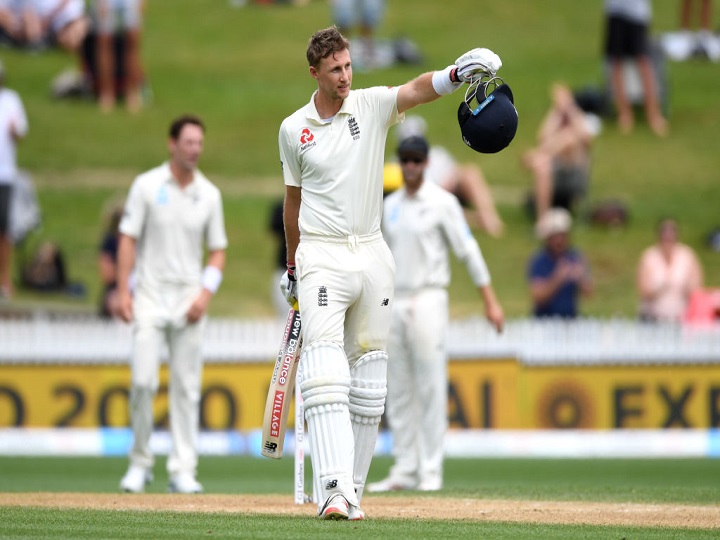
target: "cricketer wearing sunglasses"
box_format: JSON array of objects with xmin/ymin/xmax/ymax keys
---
[{"xmin": 373, "ymin": 134, "xmax": 503, "ymax": 494}]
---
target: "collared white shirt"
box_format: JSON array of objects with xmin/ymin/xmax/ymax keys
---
[
  {"xmin": 119, "ymin": 162, "xmax": 227, "ymax": 287},
  {"xmin": 0, "ymin": 87, "xmax": 28, "ymax": 183},
  {"xmin": 279, "ymin": 86, "xmax": 403, "ymax": 238},
  {"xmin": 383, "ymin": 180, "xmax": 491, "ymax": 293}
]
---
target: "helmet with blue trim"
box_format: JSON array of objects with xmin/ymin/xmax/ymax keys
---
[{"xmin": 457, "ymin": 79, "xmax": 518, "ymax": 154}]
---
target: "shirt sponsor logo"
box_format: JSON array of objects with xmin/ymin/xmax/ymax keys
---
[{"xmin": 299, "ymin": 127, "xmax": 316, "ymax": 151}]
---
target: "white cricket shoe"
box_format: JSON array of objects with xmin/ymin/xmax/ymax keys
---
[
  {"xmin": 348, "ymin": 504, "xmax": 365, "ymax": 521},
  {"xmin": 167, "ymin": 473, "xmax": 203, "ymax": 494},
  {"xmin": 418, "ymin": 479, "xmax": 442, "ymax": 492},
  {"xmin": 698, "ymin": 31, "xmax": 720, "ymax": 62},
  {"xmin": 366, "ymin": 476, "xmax": 417, "ymax": 493},
  {"xmin": 120, "ymin": 465, "xmax": 153, "ymax": 493},
  {"xmin": 319, "ymin": 493, "xmax": 349, "ymax": 520}
]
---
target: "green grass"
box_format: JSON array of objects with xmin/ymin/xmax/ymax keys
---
[
  {"xmin": 2, "ymin": 456, "xmax": 719, "ymax": 504},
  {"xmin": 2, "ymin": 507, "xmax": 716, "ymax": 540},
  {"xmin": 4, "ymin": 507, "xmax": 716, "ymax": 540},
  {"xmin": 2, "ymin": 0, "xmax": 719, "ymax": 320},
  {"xmin": 1, "ymin": 456, "xmax": 719, "ymax": 538}
]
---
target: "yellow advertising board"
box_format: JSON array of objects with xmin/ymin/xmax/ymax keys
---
[
  {"xmin": 0, "ymin": 363, "xmax": 273, "ymax": 430},
  {"xmin": 1, "ymin": 359, "xmax": 719, "ymax": 429},
  {"xmin": 524, "ymin": 364, "xmax": 720, "ymax": 429}
]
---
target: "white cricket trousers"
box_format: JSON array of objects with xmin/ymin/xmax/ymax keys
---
[
  {"xmin": 295, "ymin": 232, "xmax": 395, "ymax": 358},
  {"xmin": 127, "ymin": 282, "xmax": 205, "ymax": 477},
  {"xmin": 385, "ymin": 287, "xmax": 449, "ymax": 488},
  {"xmin": 296, "ymin": 232, "xmax": 395, "ymax": 507}
]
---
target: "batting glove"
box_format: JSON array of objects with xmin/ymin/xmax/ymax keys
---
[
  {"xmin": 280, "ymin": 265, "xmax": 298, "ymax": 308},
  {"xmin": 455, "ymin": 47, "xmax": 502, "ymax": 83}
]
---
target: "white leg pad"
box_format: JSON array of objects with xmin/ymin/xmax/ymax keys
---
[
  {"xmin": 299, "ymin": 341, "xmax": 358, "ymax": 511},
  {"xmin": 349, "ymin": 349, "xmax": 388, "ymax": 501}
]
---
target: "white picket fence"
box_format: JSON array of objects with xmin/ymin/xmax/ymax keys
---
[{"xmin": 1, "ymin": 315, "xmax": 718, "ymax": 365}]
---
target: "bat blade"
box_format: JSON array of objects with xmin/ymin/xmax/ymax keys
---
[{"xmin": 261, "ymin": 308, "xmax": 302, "ymax": 459}]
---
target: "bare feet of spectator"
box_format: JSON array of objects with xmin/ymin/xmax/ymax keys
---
[
  {"xmin": 648, "ymin": 114, "xmax": 668, "ymax": 137},
  {"xmin": 617, "ymin": 111, "xmax": 634, "ymax": 134},
  {"xmin": 126, "ymin": 91, "xmax": 142, "ymax": 114}
]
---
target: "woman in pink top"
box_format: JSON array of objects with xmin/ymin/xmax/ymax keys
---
[{"xmin": 637, "ymin": 218, "xmax": 703, "ymax": 322}]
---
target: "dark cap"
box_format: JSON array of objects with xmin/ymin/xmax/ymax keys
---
[{"xmin": 397, "ymin": 135, "xmax": 429, "ymax": 159}]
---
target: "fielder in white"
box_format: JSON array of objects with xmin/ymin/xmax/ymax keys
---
[
  {"xmin": 278, "ymin": 25, "xmax": 503, "ymax": 520},
  {"xmin": 0, "ymin": 60, "xmax": 28, "ymax": 299},
  {"xmin": 116, "ymin": 115, "xmax": 227, "ymax": 494},
  {"xmin": 370, "ymin": 135, "xmax": 503, "ymax": 493}
]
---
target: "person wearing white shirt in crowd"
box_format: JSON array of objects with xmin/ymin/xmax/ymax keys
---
[
  {"xmin": 24, "ymin": 0, "xmax": 88, "ymax": 51},
  {"xmin": 369, "ymin": 134, "xmax": 503, "ymax": 493},
  {"xmin": 0, "ymin": 59, "xmax": 28, "ymax": 299}
]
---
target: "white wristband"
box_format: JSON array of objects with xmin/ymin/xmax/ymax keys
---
[
  {"xmin": 432, "ymin": 65, "xmax": 462, "ymax": 95},
  {"xmin": 201, "ymin": 265, "xmax": 223, "ymax": 294}
]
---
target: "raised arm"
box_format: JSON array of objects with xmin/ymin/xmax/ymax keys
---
[
  {"xmin": 397, "ymin": 47, "xmax": 502, "ymax": 114},
  {"xmin": 397, "ymin": 72, "xmax": 443, "ymax": 114}
]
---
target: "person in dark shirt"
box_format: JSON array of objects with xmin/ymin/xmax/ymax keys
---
[{"xmin": 527, "ymin": 208, "xmax": 593, "ymax": 318}]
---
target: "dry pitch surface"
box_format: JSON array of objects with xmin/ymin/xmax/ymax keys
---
[{"xmin": 1, "ymin": 494, "xmax": 718, "ymax": 529}]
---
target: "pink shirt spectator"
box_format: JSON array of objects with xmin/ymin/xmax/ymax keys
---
[{"xmin": 637, "ymin": 220, "xmax": 703, "ymax": 322}]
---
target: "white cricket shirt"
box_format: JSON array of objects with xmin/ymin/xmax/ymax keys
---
[
  {"xmin": 382, "ymin": 180, "xmax": 490, "ymax": 293},
  {"xmin": 119, "ymin": 162, "xmax": 228, "ymax": 287},
  {"xmin": 279, "ymin": 86, "xmax": 403, "ymax": 238},
  {"xmin": 0, "ymin": 87, "xmax": 28, "ymax": 183}
]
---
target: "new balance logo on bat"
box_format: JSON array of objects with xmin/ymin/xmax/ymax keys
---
[{"xmin": 263, "ymin": 441, "xmax": 278, "ymax": 454}]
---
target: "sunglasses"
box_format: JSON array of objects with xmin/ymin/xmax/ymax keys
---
[{"xmin": 399, "ymin": 156, "xmax": 425, "ymax": 164}]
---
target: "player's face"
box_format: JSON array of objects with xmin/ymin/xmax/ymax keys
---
[
  {"xmin": 169, "ymin": 124, "xmax": 204, "ymax": 172},
  {"xmin": 312, "ymin": 49, "xmax": 352, "ymax": 101},
  {"xmin": 399, "ymin": 154, "xmax": 427, "ymax": 193}
]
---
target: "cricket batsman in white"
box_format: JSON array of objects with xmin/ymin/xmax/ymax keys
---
[{"xmin": 278, "ymin": 25, "xmax": 504, "ymax": 520}]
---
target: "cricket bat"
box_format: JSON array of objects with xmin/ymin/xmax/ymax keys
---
[{"xmin": 261, "ymin": 307, "xmax": 302, "ymax": 459}]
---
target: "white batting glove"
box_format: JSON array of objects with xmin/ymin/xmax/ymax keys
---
[
  {"xmin": 455, "ymin": 47, "xmax": 502, "ymax": 83},
  {"xmin": 279, "ymin": 266, "xmax": 298, "ymax": 309}
]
